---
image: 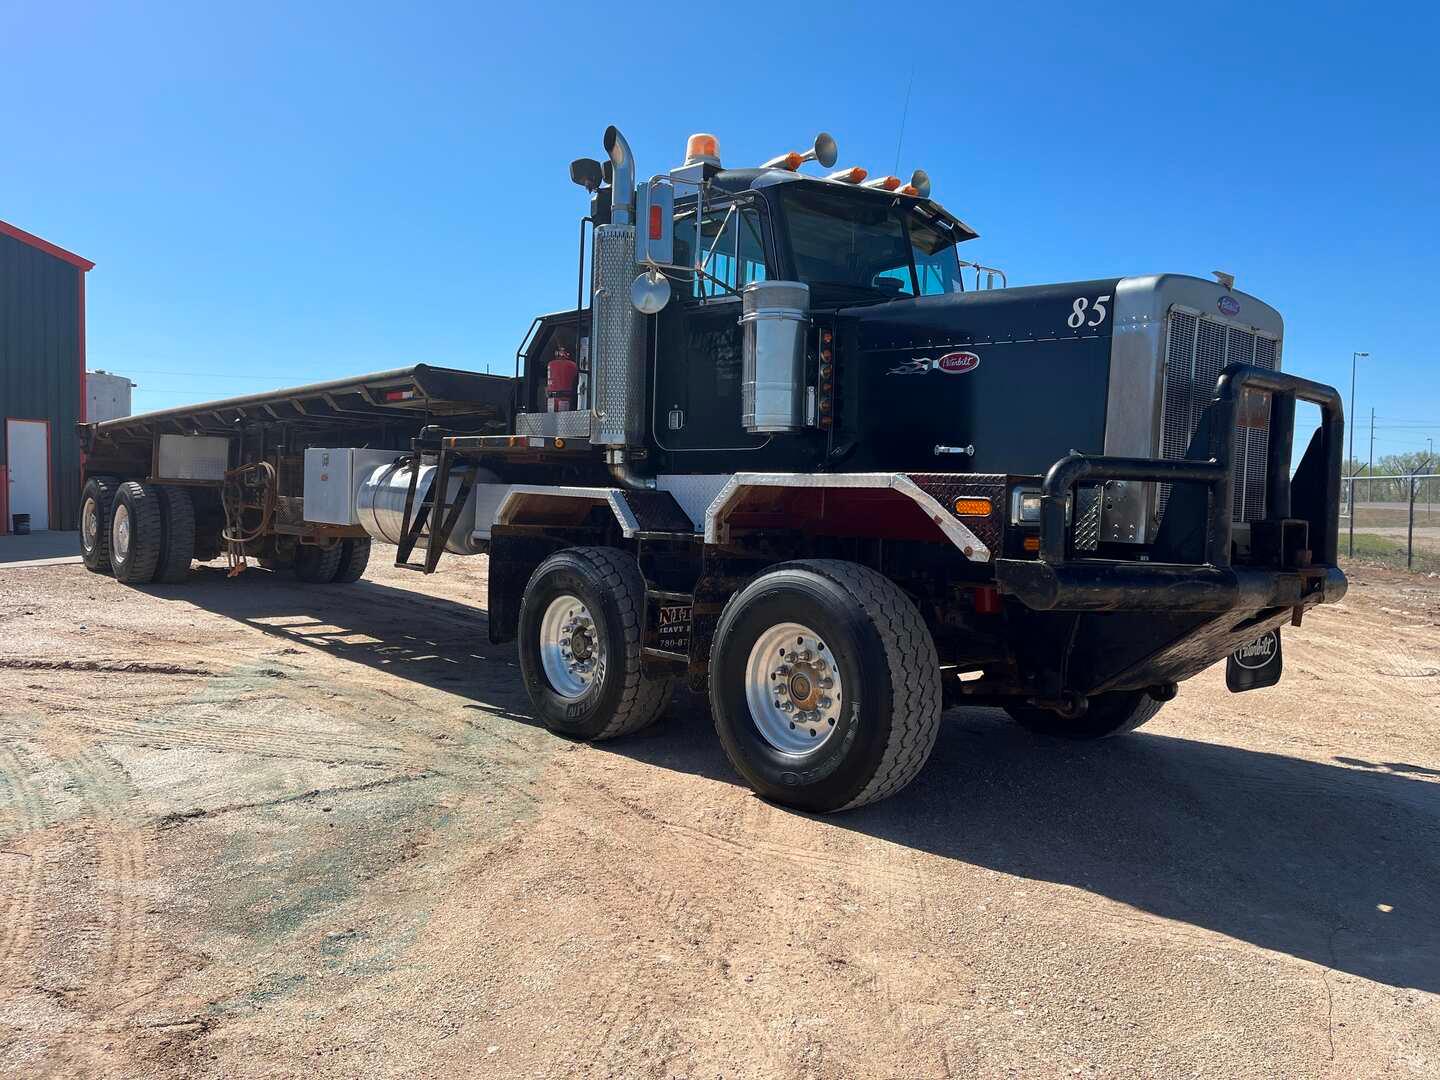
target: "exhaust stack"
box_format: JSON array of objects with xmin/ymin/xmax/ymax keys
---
[{"xmin": 603, "ymin": 126, "xmax": 636, "ymax": 226}]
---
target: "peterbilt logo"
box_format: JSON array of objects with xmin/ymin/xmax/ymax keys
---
[
  {"xmin": 887, "ymin": 350, "xmax": 980, "ymax": 376},
  {"xmin": 1218, "ymin": 295, "xmax": 1241, "ymax": 317},
  {"xmin": 1233, "ymin": 630, "xmax": 1278, "ymax": 669}
]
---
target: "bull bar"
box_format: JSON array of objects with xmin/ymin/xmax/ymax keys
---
[{"xmin": 995, "ymin": 363, "xmax": 1349, "ymax": 613}]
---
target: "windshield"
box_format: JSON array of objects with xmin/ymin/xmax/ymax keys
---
[{"xmin": 778, "ymin": 185, "xmax": 961, "ymax": 297}]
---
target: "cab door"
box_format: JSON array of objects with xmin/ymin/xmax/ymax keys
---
[{"xmin": 652, "ymin": 201, "xmax": 770, "ymax": 457}]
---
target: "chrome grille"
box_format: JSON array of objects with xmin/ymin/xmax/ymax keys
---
[{"xmin": 1157, "ymin": 308, "xmax": 1280, "ymax": 525}]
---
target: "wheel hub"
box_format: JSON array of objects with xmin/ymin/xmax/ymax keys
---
[
  {"xmin": 540, "ymin": 594, "xmax": 602, "ymax": 700},
  {"xmin": 82, "ymin": 497, "xmax": 98, "ymax": 549},
  {"xmin": 745, "ymin": 623, "xmax": 844, "ymax": 756},
  {"xmin": 112, "ymin": 503, "xmax": 132, "ymax": 561}
]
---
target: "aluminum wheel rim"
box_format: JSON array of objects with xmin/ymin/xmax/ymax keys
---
[
  {"xmin": 744, "ymin": 622, "xmax": 844, "ymax": 756},
  {"xmin": 112, "ymin": 503, "xmax": 132, "ymax": 562},
  {"xmin": 82, "ymin": 496, "xmax": 99, "ymax": 551},
  {"xmin": 539, "ymin": 594, "xmax": 603, "ymax": 700}
]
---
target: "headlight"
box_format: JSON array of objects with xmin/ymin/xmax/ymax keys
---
[
  {"xmin": 1010, "ymin": 488, "xmax": 1071, "ymax": 525},
  {"xmin": 1011, "ymin": 488, "xmax": 1043, "ymax": 524}
]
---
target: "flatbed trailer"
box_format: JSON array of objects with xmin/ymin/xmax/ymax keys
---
[{"xmin": 75, "ymin": 125, "xmax": 1348, "ymax": 812}]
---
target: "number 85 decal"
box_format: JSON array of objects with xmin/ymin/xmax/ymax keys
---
[{"xmin": 1067, "ymin": 294, "xmax": 1111, "ymax": 329}]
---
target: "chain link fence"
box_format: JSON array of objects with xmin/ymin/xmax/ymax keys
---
[{"xmin": 1341, "ymin": 473, "xmax": 1440, "ymax": 573}]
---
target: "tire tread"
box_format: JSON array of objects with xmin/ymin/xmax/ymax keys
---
[
  {"xmin": 153, "ymin": 485, "xmax": 196, "ymax": 583},
  {"xmin": 80, "ymin": 476, "xmax": 121, "ymax": 573}
]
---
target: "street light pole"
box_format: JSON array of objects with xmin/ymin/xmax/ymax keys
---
[{"xmin": 1348, "ymin": 350, "xmax": 1368, "ymax": 556}]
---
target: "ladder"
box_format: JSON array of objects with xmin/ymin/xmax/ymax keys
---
[{"xmin": 393, "ymin": 442, "xmax": 475, "ymax": 574}]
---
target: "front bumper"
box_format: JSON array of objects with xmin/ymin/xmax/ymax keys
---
[{"xmin": 995, "ymin": 363, "xmax": 1348, "ymax": 617}]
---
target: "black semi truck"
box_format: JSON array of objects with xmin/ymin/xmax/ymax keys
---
[{"xmin": 78, "ymin": 126, "xmax": 1346, "ymax": 812}]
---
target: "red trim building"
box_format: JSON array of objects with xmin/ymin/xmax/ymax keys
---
[{"xmin": 0, "ymin": 219, "xmax": 93, "ymax": 534}]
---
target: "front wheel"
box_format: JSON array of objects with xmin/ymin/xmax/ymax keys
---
[
  {"xmin": 517, "ymin": 547, "xmax": 674, "ymax": 740},
  {"xmin": 710, "ymin": 560, "xmax": 942, "ymax": 813},
  {"xmin": 1005, "ymin": 690, "xmax": 1163, "ymax": 740}
]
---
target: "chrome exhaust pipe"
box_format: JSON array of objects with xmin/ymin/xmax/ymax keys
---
[
  {"xmin": 603, "ymin": 126, "xmax": 636, "ymax": 227},
  {"xmin": 606, "ymin": 449, "xmax": 655, "ymax": 490}
]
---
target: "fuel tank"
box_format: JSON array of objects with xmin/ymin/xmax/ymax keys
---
[{"xmin": 833, "ymin": 279, "xmax": 1121, "ymax": 475}]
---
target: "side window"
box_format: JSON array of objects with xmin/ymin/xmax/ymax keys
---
[
  {"xmin": 738, "ymin": 208, "xmax": 766, "ymax": 287},
  {"xmin": 673, "ymin": 202, "xmax": 768, "ymax": 299}
]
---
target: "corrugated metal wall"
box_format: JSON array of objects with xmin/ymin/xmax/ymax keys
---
[{"xmin": 0, "ymin": 231, "xmax": 83, "ymax": 532}]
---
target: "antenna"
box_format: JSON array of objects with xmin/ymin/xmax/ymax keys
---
[{"xmin": 893, "ymin": 64, "xmax": 915, "ymax": 175}]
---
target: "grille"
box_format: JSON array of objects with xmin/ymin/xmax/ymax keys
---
[{"xmin": 1157, "ymin": 309, "xmax": 1280, "ymax": 525}]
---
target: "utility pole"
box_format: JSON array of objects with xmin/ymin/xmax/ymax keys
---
[
  {"xmin": 1368, "ymin": 407, "xmax": 1375, "ymax": 504},
  {"xmin": 1430, "ymin": 437, "xmax": 1435, "ymax": 521},
  {"xmin": 1348, "ymin": 350, "xmax": 1368, "ymax": 556}
]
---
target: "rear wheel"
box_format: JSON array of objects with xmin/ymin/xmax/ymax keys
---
[
  {"xmin": 517, "ymin": 547, "xmax": 674, "ymax": 740},
  {"xmin": 710, "ymin": 560, "xmax": 942, "ymax": 813},
  {"xmin": 332, "ymin": 538, "xmax": 371, "ymax": 584},
  {"xmin": 1005, "ymin": 690, "xmax": 1163, "ymax": 740},
  {"xmin": 79, "ymin": 476, "xmax": 120, "ymax": 573},
  {"xmin": 294, "ymin": 542, "xmax": 343, "ymax": 583},
  {"xmin": 153, "ymin": 485, "xmax": 196, "ymax": 583},
  {"xmin": 109, "ymin": 481, "xmax": 164, "ymax": 584}
]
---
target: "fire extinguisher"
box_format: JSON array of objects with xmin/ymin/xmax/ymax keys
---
[{"xmin": 546, "ymin": 344, "xmax": 578, "ymax": 413}]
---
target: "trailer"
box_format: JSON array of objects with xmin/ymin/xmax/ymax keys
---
[{"xmin": 79, "ymin": 126, "xmax": 1347, "ymax": 812}]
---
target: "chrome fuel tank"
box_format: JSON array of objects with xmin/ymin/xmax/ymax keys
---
[{"xmin": 357, "ymin": 460, "xmax": 500, "ymax": 556}]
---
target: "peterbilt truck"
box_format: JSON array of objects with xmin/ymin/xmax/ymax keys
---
[{"xmin": 78, "ymin": 126, "xmax": 1347, "ymax": 812}]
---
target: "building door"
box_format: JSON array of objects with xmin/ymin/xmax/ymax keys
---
[{"xmin": 5, "ymin": 419, "xmax": 51, "ymax": 531}]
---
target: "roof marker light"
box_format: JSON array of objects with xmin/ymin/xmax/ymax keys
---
[
  {"xmin": 862, "ymin": 175, "xmax": 902, "ymax": 191},
  {"xmin": 826, "ymin": 166, "xmax": 868, "ymax": 184}
]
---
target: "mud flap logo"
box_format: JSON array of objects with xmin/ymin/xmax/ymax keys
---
[{"xmin": 1226, "ymin": 628, "xmax": 1282, "ymax": 692}]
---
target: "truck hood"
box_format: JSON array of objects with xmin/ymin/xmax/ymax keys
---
[{"xmin": 832, "ymin": 280, "xmax": 1122, "ymax": 475}]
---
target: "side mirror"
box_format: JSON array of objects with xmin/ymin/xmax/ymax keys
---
[
  {"xmin": 569, "ymin": 158, "xmax": 604, "ymax": 192},
  {"xmin": 631, "ymin": 268, "xmax": 672, "ymax": 314},
  {"xmin": 637, "ymin": 176, "xmax": 677, "ymax": 267}
]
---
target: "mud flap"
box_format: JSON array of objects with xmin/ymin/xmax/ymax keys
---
[{"xmin": 1227, "ymin": 628, "xmax": 1283, "ymax": 692}]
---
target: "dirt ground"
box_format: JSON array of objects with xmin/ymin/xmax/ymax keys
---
[{"xmin": 1, "ymin": 550, "xmax": 1437, "ymax": 1079}]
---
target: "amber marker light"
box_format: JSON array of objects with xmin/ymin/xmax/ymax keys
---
[{"xmin": 953, "ymin": 497, "xmax": 993, "ymax": 517}]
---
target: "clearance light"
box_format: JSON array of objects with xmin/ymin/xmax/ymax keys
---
[
  {"xmin": 764, "ymin": 150, "xmax": 805, "ymax": 171},
  {"xmin": 1023, "ymin": 536, "xmax": 1041, "ymax": 552},
  {"xmin": 685, "ymin": 133, "xmax": 721, "ymax": 165},
  {"xmin": 953, "ymin": 497, "xmax": 993, "ymax": 517},
  {"xmin": 826, "ymin": 166, "xmax": 868, "ymax": 185},
  {"xmin": 862, "ymin": 175, "xmax": 902, "ymax": 191}
]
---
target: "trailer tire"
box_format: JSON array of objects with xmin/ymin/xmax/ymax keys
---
[
  {"xmin": 709, "ymin": 560, "xmax": 942, "ymax": 813},
  {"xmin": 294, "ymin": 543, "xmax": 343, "ymax": 583},
  {"xmin": 1005, "ymin": 691, "xmax": 1163, "ymax": 740},
  {"xmin": 80, "ymin": 476, "xmax": 121, "ymax": 573},
  {"xmin": 517, "ymin": 546, "xmax": 674, "ymax": 741},
  {"xmin": 153, "ymin": 485, "xmax": 196, "ymax": 583},
  {"xmin": 332, "ymin": 538, "xmax": 371, "ymax": 584},
  {"xmin": 109, "ymin": 481, "xmax": 164, "ymax": 584}
]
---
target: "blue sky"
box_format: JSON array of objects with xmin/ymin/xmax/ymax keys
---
[{"xmin": 3, "ymin": 1, "xmax": 1436, "ymax": 463}]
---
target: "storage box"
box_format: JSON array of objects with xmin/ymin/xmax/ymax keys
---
[{"xmin": 303, "ymin": 447, "xmax": 402, "ymax": 525}]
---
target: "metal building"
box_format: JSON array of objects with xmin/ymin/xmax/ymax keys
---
[{"xmin": 0, "ymin": 219, "xmax": 93, "ymax": 534}]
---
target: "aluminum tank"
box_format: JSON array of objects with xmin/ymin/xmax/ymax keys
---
[
  {"xmin": 740, "ymin": 280, "xmax": 810, "ymax": 432},
  {"xmin": 356, "ymin": 460, "xmax": 497, "ymax": 556}
]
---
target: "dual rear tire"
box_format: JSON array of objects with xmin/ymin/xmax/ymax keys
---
[
  {"xmin": 516, "ymin": 551, "xmax": 942, "ymax": 813},
  {"xmin": 84, "ymin": 478, "xmax": 196, "ymax": 584}
]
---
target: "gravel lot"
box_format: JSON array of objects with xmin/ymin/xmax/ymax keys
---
[{"xmin": 1, "ymin": 550, "xmax": 1437, "ymax": 1078}]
